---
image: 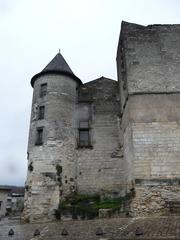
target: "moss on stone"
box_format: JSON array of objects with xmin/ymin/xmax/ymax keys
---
[{"xmin": 55, "ymin": 191, "xmax": 135, "ymax": 220}]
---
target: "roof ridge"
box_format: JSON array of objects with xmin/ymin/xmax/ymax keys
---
[{"xmin": 83, "ymin": 76, "xmax": 116, "ymax": 85}]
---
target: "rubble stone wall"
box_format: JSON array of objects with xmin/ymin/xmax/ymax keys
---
[{"xmin": 131, "ymin": 180, "xmax": 180, "ymax": 216}]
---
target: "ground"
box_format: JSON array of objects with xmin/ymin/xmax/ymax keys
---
[{"xmin": 1, "ymin": 216, "xmax": 180, "ymax": 239}]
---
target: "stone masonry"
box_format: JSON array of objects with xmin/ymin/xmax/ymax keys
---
[
  {"xmin": 3, "ymin": 217, "xmax": 180, "ymax": 239},
  {"xmin": 0, "ymin": 188, "xmax": 11, "ymax": 217},
  {"xmin": 23, "ymin": 21, "xmax": 180, "ymax": 222}
]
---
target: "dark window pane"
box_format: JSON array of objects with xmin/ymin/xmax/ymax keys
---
[
  {"xmin": 40, "ymin": 83, "xmax": 47, "ymax": 97},
  {"xmin": 79, "ymin": 130, "xmax": 89, "ymax": 146},
  {"xmin": 38, "ymin": 106, "xmax": 45, "ymax": 120},
  {"xmin": 36, "ymin": 128, "xmax": 43, "ymax": 145}
]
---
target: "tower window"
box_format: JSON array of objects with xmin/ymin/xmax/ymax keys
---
[
  {"xmin": 38, "ymin": 106, "xmax": 45, "ymax": 120},
  {"xmin": 40, "ymin": 83, "xmax": 47, "ymax": 97},
  {"xmin": 35, "ymin": 127, "xmax": 44, "ymax": 145},
  {"xmin": 78, "ymin": 121, "xmax": 91, "ymax": 147},
  {"xmin": 79, "ymin": 129, "xmax": 90, "ymax": 147}
]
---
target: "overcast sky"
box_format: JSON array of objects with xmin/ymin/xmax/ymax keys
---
[{"xmin": 0, "ymin": 0, "xmax": 180, "ymax": 186}]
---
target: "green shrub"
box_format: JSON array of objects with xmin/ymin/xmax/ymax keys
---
[{"xmin": 55, "ymin": 191, "xmax": 135, "ymax": 220}]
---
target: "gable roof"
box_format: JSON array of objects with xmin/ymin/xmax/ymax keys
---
[
  {"xmin": 83, "ymin": 76, "xmax": 117, "ymax": 85},
  {"xmin": 31, "ymin": 53, "xmax": 82, "ymax": 87}
]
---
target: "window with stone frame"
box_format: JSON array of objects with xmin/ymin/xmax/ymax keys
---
[
  {"xmin": 35, "ymin": 127, "xmax": 44, "ymax": 145},
  {"xmin": 38, "ymin": 106, "xmax": 45, "ymax": 120},
  {"xmin": 78, "ymin": 121, "xmax": 91, "ymax": 147},
  {"xmin": 40, "ymin": 83, "xmax": 47, "ymax": 97}
]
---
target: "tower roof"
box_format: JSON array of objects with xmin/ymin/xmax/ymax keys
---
[{"xmin": 31, "ymin": 52, "xmax": 82, "ymax": 87}]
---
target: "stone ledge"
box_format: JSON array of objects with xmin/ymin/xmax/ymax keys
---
[{"xmin": 135, "ymin": 178, "xmax": 180, "ymax": 186}]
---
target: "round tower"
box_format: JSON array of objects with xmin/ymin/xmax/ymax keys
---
[{"xmin": 23, "ymin": 53, "xmax": 82, "ymax": 222}]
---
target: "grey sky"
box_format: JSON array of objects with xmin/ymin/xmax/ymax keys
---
[{"xmin": 0, "ymin": 0, "xmax": 180, "ymax": 186}]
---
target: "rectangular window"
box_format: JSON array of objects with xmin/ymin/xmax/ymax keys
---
[
  {"xmin": 78, "ymin": 121, "xmax": 91, "ymax": 147},
  {"xmin": 38, "ymin": 106, "xmax": 45, "ymax": 120},
  {"xmin": 79, "ymin": 129, "xmax": 90, "ymax": 147},
  {"xmin": 40, "ymin": 83, "xmax": 47, "ymax": 97},
  {"xmin": 35, "ymin": 127, "xmax": 44, "ymax": 145}
]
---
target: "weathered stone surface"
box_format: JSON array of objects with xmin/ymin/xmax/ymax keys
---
[
  {"xmin": 23, "ymin": 74, "xmax": 79, "ymax": 222},
  {"xmin": 117, "ymin": 22, "xmax": 180, "ymax": 110},
  {"xmin": 2, "ymin": 217, "xmax": 180, "ymax": 239},
  {"xmin": 99, "ymin": 209, "xmax": 112, "ymax": 219},
  {"xmin": 130, "ymin": 182, "xmax": 180, "ymax": 216},
  {"xmin": 0, "ymin": 189, "xmax": 10, "ymax": 217},
  {"xmin": 77, "ymin": 78, "xmax": 124, "ymax": 194}
]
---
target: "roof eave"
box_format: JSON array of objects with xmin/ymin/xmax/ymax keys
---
[{"xmin": 31, "ymin": 70, "xmax": 82, "ymax": 87}]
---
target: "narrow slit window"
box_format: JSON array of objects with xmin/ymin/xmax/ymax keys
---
[
  {"xmin": 35, "ymin": 128, "xmax": 44, "ymax": 145},
  {"xmin": 38, "ymin": 106, "xmax": 45, "ymax": 120},
  {"xmin": 40, "ymin": 83, "xmax": 47, "ymax": 97}
]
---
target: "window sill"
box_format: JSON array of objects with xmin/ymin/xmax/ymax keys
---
[
  {"xmin": 77, "ymin": 145, "xmax": 93, "ymax": 149},
  {"xmin": 35, "ymin": 142, "xmax": 43, "ymax": 146}
]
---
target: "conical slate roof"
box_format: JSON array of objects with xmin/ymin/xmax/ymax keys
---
[
  {"xmin": 31, "ymin": 52, "xmax": 81, "ymax": 87},
  {"xmin": 42, "ymin": 53, "xmax": 74, "ymax": 74}
]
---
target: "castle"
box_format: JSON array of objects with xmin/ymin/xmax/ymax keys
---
[{"xmin": 23, "ymin": 21, "xmax": 180, "ymax": 222}]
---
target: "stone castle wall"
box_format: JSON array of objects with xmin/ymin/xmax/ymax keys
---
[
  {"xmin": 117, "ymin": 22, "xmax": 180, "ymax": 182},
  {"xmin": 23, "ymin": 76, "xmax": 127, "ymax": 222},
  {"xmin": 76, "ymin": 78, "xmax": 126, "ymax": 195},
  {"xmin": 117, "ymin": 22, "xmax": 180, "ymax": 215},
  {"xmin": 23, "ymin": 21, "xmax": 180, "ymax": 222},
  {"xmin": 120, "ymin": 94, "xmax": 180, "ymax": 180},
  {"xmin": 24, "ymin": 74, "xmax": 78, "ymax": 222},
  {"xmin": 131, "ymin": 179, "xmax": 180, "ymax": 216},
  {"xmin": 117, "ymin": 22, "xmax": 180, "ymax": 110}
]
